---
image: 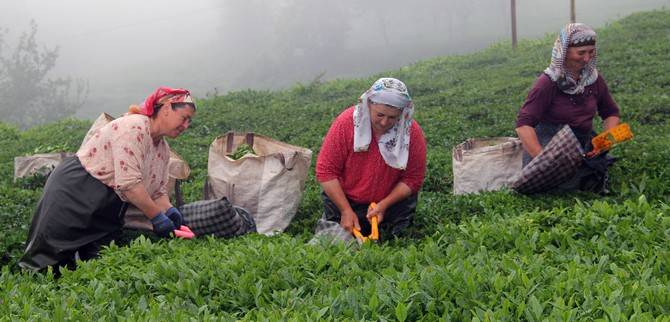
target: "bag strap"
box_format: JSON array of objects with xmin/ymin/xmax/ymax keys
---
[
  {"xmin": 245, "ymin": 132, "xmax": 254, "ymax": 147},
  {"xmin": 225, "ymin": 132, "xmax": 255, "ymax": 153},
  {"xmin": 225, "ymin": 132, "xmax": 234, "ymax": 153},
  {"xmin": 276, "ymin": 151, "xmax": 300, "ymax": 170},
  {"xmin": 175, "ymin": 179, "xmax": 184, "ymax": 207},
  {"xmin": 203, "ymin": 177, "xmax": 210, "ymax": 200}
]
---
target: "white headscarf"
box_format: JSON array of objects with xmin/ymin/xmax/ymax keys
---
[
  {"xmin": 544, "ymin": 23, "xmax": 598, "ymax": 95},
  {"xmin": 353, "ymin": 78, "xmax": 414, "ymax": 170}
]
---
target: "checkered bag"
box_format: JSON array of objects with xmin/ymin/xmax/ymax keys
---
[
  {"xmin": 181, "ymin": 197, "xmax": 256, "ymax": 238},
  {"xmin": 511, "ymin": 125, "xmax": 584, "ymax": 194}
]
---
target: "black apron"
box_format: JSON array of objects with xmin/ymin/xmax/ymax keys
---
[{"xmin": 19, "ymin": 156, "xmax": 128, "ymax": 271}]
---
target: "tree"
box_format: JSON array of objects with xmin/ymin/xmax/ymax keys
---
[{"xmin": 0, "ymin": 21, "xmax": 87, "ymax": 129}]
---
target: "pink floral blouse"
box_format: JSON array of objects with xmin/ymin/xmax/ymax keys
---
[{"xmin": 77, "ymin": 114, "xmax": 170, "ymax": 201}]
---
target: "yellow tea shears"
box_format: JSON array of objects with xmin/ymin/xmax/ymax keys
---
[{"xmin": 352, "ymin": 202, "xmax": 379, "ymax": 243}]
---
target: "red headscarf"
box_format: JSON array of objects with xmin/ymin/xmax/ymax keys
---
[{"xmin": 133, "ymin": 86, "xmax": 194, "ymax": 116}]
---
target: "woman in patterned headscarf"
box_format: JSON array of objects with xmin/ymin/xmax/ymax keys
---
[
  {"xmin": 515, "ymin": 23, "xmax": 621, "ymax": 193},
  {"xmin": 20, "ymin": 87, "xmax": 196, "ymax": 273},
  {"xmin": 315, "ymin": 78, "xmax": 426, "ymax": 239}
]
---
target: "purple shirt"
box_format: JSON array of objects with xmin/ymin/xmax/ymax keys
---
[{"xmin": 516, "ymin": 73, "xmax": 620, "ymax": 133}]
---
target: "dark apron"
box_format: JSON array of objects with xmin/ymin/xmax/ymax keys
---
[
  {"xmin": 321, "ymin": 192, "xmax": 417, "ymax": 240},
  {"xmin": 19, "ymin": 156, "xmax": 128, "ymax": 271},
  {"xmin": 523, "ymin": 123, "xmax": 615, "ymax": 193}
]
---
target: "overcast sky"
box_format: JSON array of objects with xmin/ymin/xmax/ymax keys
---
[{"xmin": 0, "ymin": 0, "xmax": 667, "ymax": 119}]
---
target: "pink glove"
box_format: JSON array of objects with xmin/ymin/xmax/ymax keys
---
[{"xmin": 173, "ymin": 225, "xmax": 195, "ymax": 239}]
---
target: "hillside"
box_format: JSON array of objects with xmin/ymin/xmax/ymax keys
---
[{"xmin": 1, "ymin": 10, "xmax": 669, "ymax": 320}]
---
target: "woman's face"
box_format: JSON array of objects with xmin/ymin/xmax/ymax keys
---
[
  {"xmin": 369, "ymin": 102, "xmax": 402, "ymax": 135},
  {"xmin": 565, "ymin": 45, "xmax": 596, "ymax": 72},
  {"xmin": 161, "ymin": 103, "xmax": 195, "ymax": 138}
]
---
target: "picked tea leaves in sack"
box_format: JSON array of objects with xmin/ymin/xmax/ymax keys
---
[{"xmin": 228, "ymin": 143, "xmax": 256, "ymax": 160}]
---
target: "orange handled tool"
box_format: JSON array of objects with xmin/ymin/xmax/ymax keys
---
[
  {"xmin": 352, "ymin": 229, "xmax": 367, "ymax": 242},
  {"xmin": 587, "ymin": 123, "xmax": 633, "ymax": 157},
  {"xmin": 369, "ymin": 203, "xmax": 379, "ymax": 240},
  {"xmin": 352, "ymin": 202, "xmax": 379, "ymax": 243}
]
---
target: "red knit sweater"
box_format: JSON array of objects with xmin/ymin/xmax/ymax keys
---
[{"xmin": 316, "ymin": 107, "xmax": 427, "ymax": 203}]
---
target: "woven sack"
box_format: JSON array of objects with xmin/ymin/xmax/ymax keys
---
[
  {"xmin": 204, "ymin": 132, "xmax": 312, "ymax": 235},
  {"xmin": 452, "ymin": 137, "xmax": 523, "ymax": 195}
]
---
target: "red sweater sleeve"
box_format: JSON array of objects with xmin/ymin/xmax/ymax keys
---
[
  {"xmin": 596, "ymin": 75, "xmax": 620, "ymax": 120},
  {"xmin": 516, "ymin": 74, "xmax": 555, "ymax": 128},
  {"xmin": 316, "ymin": 108, "xmax": 352, "ymax": 183},
  {"xmin": 399, "ymin": 121, "xmax": 427, "ymax": 193}
]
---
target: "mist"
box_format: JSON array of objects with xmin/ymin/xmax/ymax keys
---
[{"xmin": 0, "ymin": 0, "xmax": 667, "ymax": 121}]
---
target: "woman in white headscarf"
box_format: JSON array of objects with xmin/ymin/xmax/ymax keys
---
[
  {"xmin": 315, "ymin": 78, "xmax": 427, "ymax": 239},
  {"xmin": 515, "ymin": 23, "xmax": 621, "ymax": 193}
]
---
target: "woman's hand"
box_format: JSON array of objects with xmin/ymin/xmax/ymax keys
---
[
  {"xmin": 151, "ymin": 212, "xmax": 176, "ymax": 237},
  {"xmin": 366, "ymin": 203, "xmax": 386, "ymax": 224},
  {"xmin": 603, "ymin": 116, "xmax": 620, "ymax": 131},
  {"xmin": 340, "ymin": 209, "xmax": 361, "ymax": 233},
  {"xmin": 165, "ymin": 207, "xmax": 184, "ymax": 229},
  {"xmin": 319, "ymin": 179, "xmax": 361, "ymax": 233},
  {"xmin": 369, "ymin": 183, "xmax": 412, "ymax": 225}
]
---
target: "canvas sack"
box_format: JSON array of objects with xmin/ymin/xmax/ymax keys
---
[
  {"xmin": 14, "ymin": 113, "xmax": 117, "ymax": 181},
  {"xmin": 204, "ymin": 132, "xmax": 312, "ymax": 235},
  {"xmin": 452, "ymin": 137, "xmax": 523, "ymax": 195},
  {"xmin": 14, "ymin": 152, "xmax": 76, "ymax": 181},
  {"xmin": 81, "ymin": 113, "xmax": 191, "ymax": 230},
  {"xmin": 510, "ymin": 125, "xmax": 584, "ymax": 194}
]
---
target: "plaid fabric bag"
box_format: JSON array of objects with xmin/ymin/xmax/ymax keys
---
[
  {"xmin": 181, "ymin": 197, "xmax": 256, "ymax": 238},
  {"xmin": 511, "ymin": 125, "xmax": 584, "ymax": 194}
]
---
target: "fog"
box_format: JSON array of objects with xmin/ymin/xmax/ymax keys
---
[{"xmin": 0, "ymin": 0, "xmax": 668, "ymax": 120}]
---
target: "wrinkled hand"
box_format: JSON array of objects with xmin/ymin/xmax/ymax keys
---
[
  {"xmin": 151, "ymin": 212, "xmax": 176, "ymax": 238},
  {"xmin": 165, "ymin": 207, "xmax": 184, "ymax": 229},
  {"xmin": 366, "ymin": 203, "xmax": 385, "ymax": 224},
  {"xmin": 340, "ymin": 209, "xmax": 361, "ymax": 233}
]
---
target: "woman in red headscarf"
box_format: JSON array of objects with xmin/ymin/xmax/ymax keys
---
[{"xmin": 19, "ymin": 87, "xmax": 196, "ymax": 272}]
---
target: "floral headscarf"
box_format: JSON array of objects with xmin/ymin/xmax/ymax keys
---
[
  {"xmin": 544, "ymin": 23, "xmax": 598, "ymax": 95},
  {"xmin": 353, "ymin": 78, "xmax": 414, "ymax": 170},
  {"xmin": 129, "ymin": 86, "xmax": 195, "ymax": 116}
]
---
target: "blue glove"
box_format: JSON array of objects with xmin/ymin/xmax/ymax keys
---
[
  {"xmin": 151, "ymin": 212, "xmax": 176, "ymax": 238},
  {"xmin": 165, "ymin": 207, "xmax": 183, "ymax": 229}
]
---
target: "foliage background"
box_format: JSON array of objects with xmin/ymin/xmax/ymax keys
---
[
  {"xmin": 0, "ymin": 22, "xmax": 87, "ymax": 129},
  {"xmin": 0, "ymin": 10, "xmax": 669, "ymax": 320}
]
